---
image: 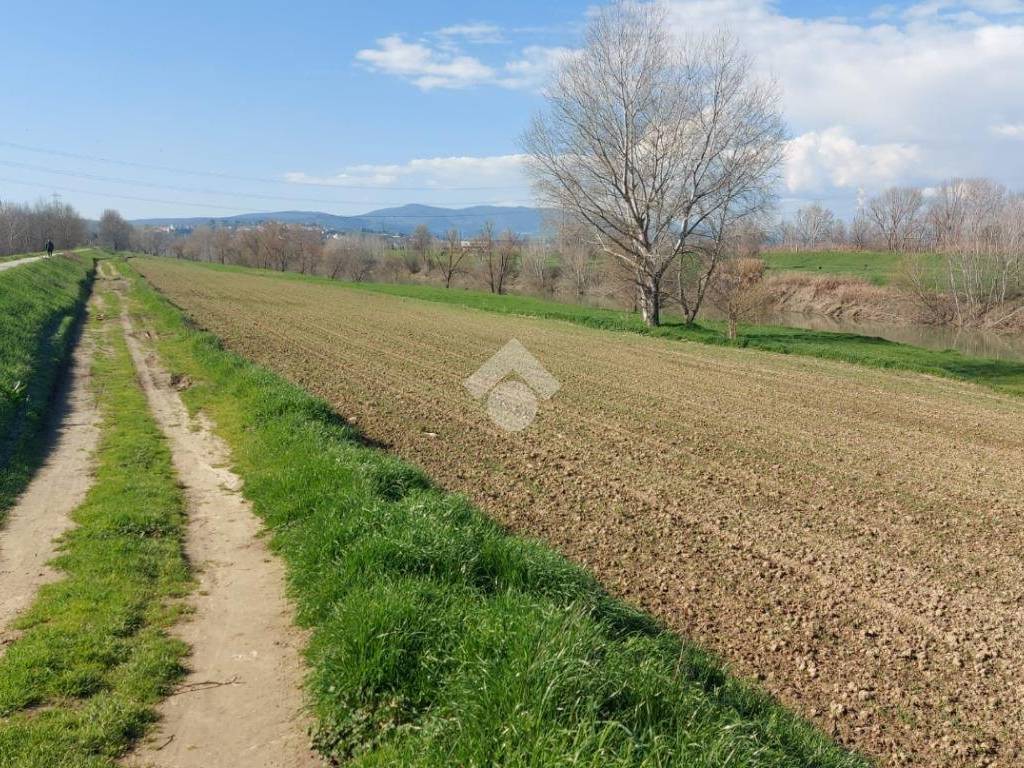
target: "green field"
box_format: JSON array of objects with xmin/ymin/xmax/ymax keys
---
[
  {"xmin": 763, "ymin": 249, "xmax": 942, "ymax": 286},
  {"xmin": 125, "ymin": 259, "xmax": 866, "ymax": 767},
  {"xmin": 0, "ymin": 254, "xmax": 93, "ymax": 516},
  {"xmin": 0, "ymin": 284, "xmax": 190, "ymax": 768}
]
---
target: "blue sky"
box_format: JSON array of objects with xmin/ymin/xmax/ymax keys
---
[{"xmin": 2, "ymin": 1, "xmax": 1023, "ymax": 220}]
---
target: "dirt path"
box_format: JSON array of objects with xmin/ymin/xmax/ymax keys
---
[
  {"xmin": 138, "ymin": 260, "xmax": 1024, "ymax": 768},
  {"xmin": 0, "ymin": 255, "xmax": 47, "ymax": 273},
  {"xmin": 114, "ymin": 284, "xmax": 318, "ymax": 768},
  {"xmin": 0, "ymin": 310, "xmax": 99, "ymax": 651}
]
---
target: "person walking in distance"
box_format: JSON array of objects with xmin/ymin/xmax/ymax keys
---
[{"xmin": 45, "ymin": 239, "xmax": 54, "ymax": 257}]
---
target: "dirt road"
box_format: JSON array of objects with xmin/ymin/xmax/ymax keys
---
[
  {"xmin": 0, "ymin": 255, "xmax": 47, "ymax": 273},
  {"xmin": 110, "ymin": 273, "xmax": 318, "ymax": 768},
  {"xmin": 139, "ymin": 259, "xmax": 1024, "ymax": 768},
  {"xmin": 0, "ymin": 310, "xmax": 99, "ymax": 650}
]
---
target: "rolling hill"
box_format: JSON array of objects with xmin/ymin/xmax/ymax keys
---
[{"xmin": 131, "ymin": 204, "xmax": 549, "ymax": 236}]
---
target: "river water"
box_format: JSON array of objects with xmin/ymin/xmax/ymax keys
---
[{"xmin": 761, "ymin": 311, "xmax": 1024, "ymax": 363}]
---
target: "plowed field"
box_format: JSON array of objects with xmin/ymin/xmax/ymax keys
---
[{"xmin": 139, "ymin": 259, "xmax": 1024, "ymax": 768}]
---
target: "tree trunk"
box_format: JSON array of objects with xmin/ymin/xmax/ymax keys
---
[{"xmin": 639, "ymin": 273, "xmax": 661, "ymax": 327}]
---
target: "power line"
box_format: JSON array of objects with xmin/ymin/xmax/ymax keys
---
[
  {"xmin": 0, "ymin": 159, "xmax": 533, "ymax": 208},
  {"xmin": 0, "ymin": 176, "xmax": 269, "ymax": 213},
  {"xmin": 0, "ymin": 139, "xmax": 527, "ymax": 192}
]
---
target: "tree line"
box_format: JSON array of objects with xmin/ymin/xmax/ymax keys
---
[
  {"xmin": 0, "ymin": 202, "xmax": 143, "ymax": 257},
  {"xmin": 132, "ymin": 218, "xmax": 628, "ymax": 300},
  {"xmin": 0, "ymin": 199, "xmax": 87, "ymax": 256}
]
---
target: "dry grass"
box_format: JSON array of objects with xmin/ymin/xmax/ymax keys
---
[{"xmin": 763, "ymin": 273, "xmax": 906, "ymax": 321}]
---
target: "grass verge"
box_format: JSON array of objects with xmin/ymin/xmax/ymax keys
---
[
  {"xmin": 123, "ymin": 259, "xmax": 867, "ymax": 767},
  {"xmin": 0, "ymin": 284, "xmax": 190, "ymax": 768},
  {"xmin": 0, "ymin": 254, "xmax": 94, "ymax": 518}
]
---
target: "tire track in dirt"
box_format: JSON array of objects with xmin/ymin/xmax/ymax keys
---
[
  {"xmin": 140, "ymin": 262, "xmax": 1024, "ymax": 768},
  {"xmin": 0, "ymin": 301, "xmax": 100, "ymax": 652},
  {"xmin": 110, "ymin": 273, "xmax": 319, "ymax": 768}
]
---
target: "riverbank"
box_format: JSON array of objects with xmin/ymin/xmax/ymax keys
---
[{"xmin": 758, "ymin": 271, "xmax": 1024, "ymax": 357}]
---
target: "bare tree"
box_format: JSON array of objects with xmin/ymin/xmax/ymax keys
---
[
  {"xmin": 706, "ymin": 256, "xmax": 767, "ymax": 339},
  {"xmin": 322, "ymin": 236, "xmax": 376, "ymax": 282},
  {"xmin": 476, "ymin": 221, "xmax": 519, "ymax": 294},
  {"xmin": 557, "ymin": 217, "xmax": 599, "ymax": 299},
  {"xmin": 867, "ymin": 187, "xmax": 924, "ymax": 252},
  {"xmin": 136, "ymin": 227, "xmax": 174, "ymax": 256},
  {"xmin": 292, "ymin": 226, "xmax": 323, "ymax": 275},
  {"xmin": 475, "ymin": 221, "xmax": 497, "ymax": 291},
  {"xmin": 927, "ymin": 180, "xmax": 969, "ymax": 250},
  {"xmin": 183, "ymin": 225, "xmax": 214, "ymax": 261},
  {"xmin": 409, "ymin": 224, "xmax": 433, "ymax": 273},
  {"xmin": 0, "ymin": 198, "xmax": 87, "ymax": 255},
  {"xmin": 849, "ymin": 212, "xmax": 874, "ymax": 250},
  {"xmin": 439, "ymin": 228, "xmax": 469, "ymax": 288},
  {"xmin": 792, "ymin": 203, "xmax": 835, "ymax": 250},
  {"xmin": 525, "ymin": 3, "xmax": 785, "ymax": 326},
  {"xmin": 830, "ymin": 218, "xmax": 848, "ymax": 247},
  {"xmin": 521, "ymin": 239, "xmax": 560, "ymax": 295},
  {"xmin": 98, "ymin": 209, "xmax": 133, "ymax": 251},
  {"xmin": 930, "ymin": 179, "xmax": 1024, "ymax": 326}
]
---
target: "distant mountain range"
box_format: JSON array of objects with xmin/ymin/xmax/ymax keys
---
[{"xmin": 131, "ymin": 204, "xmax": 550, "ymax": 237}]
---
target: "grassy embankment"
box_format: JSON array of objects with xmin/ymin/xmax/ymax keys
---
[
  {"xmin": 122, "ymin": 260, "xmax": 866, "ymax": 766},
  {"xmin": 762, "ymin": 250, "xmax": 944, "ymax": 286},
  {"xmin": 0, "ymin": 284, "xmax": 190, "ymax": 768},
  {"xmin": 136, "ymin": 256, "xmax": 1024, "ymax": 397},
  {"xmin": 0, "ymin": 254, "xmax": 94, "ymax": 518},
  {"xmin": 762, "ymin": 250, "xmax": 906, "ymax": 285}
]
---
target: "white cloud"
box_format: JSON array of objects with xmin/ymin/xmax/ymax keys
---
[
  {"xmin": 355, "ymin": 28, "xmax": 572, "ymax": 91},
  {"xmin": 903, "ymin": 0, "xmax": 1024, "ymax": 18},
  {"xmin": 992, "ymin": 122, "xmax": 1024, "ymax": 138},
  {"xmin": 661, "ymin": 0, "xmax": 1024, "ymax": 209},
  {"xmin": 500, "ymin": 46, "xmax": 575, "ymax": 90},
  {"xmin": 436, "ymin": 23, "xmax": 504, "ymax": 44},
  {"xmin": 785, "ymin": 127, "xmax": 922, "ymax": 194},
  {"xmin": 355, "ymin": 35, "xmax": 495, "ymax": 90}
]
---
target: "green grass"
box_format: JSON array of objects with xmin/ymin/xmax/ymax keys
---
[
  {"xmin": 762, "ymin": 250, "xmax": 941, "ymax": 286},
  {"xmin": 0, "ymin": 284, "xmax": 190, "ymax": 768},
  {"xmin": 123, "ymin": 259, "xmax": 867, "ymax": 767},
  {"xmin": 0, "ymin": 254, "xmax": 93, "ymax": 517}
]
